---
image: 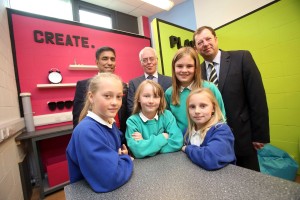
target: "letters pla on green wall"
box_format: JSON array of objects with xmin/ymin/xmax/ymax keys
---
[{"xmin": 151, "ymin": 18, "xmax": 194, "ymax": 76}]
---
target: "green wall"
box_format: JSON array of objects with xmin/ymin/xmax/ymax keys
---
[
  {"xmin": 151, "ymin": 19, "xmax": 194, "ymax": 76},
  {"xmin": 217, "ymin": 0, "xmax": 300, "ymax": 170},
  {"xmin": 152, "ymin": 0, "xmax": 300, "ymax": 172}
]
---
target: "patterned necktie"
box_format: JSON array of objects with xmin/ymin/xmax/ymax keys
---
[
  {"xmin": 147, "ymin": 75, "xmax": 154, "ymax": 80},
  {"xmin": 208, "ymin": 62, "xmax": 218, "ymax": 86}
]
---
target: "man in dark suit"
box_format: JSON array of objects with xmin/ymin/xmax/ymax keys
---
[
  {"xmin": 127, "ymin": 47, "xmax": 172, "ymax": 114},
  {"xmin": 127, "ymin": 47, "xmax": 172, "ymax": 115},
  {"xmin": 72, "ymin": 46, "xmax": 128, "ymax": 133},
  {"xmin": 193, "ymin": 26, "xmax": 269, "ymax": 171}
]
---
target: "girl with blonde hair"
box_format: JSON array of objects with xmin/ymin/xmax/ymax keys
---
[
  {"xmin": 165, "ymin": 47, "xmax": 226, "ymax": 134},
  {"xmin": 67, "ymin": 73, "xmax": 133, "ymax": 192},
  {"xmin": 182, "ymin": 88, "xmax": 236, "ymax": 170}
]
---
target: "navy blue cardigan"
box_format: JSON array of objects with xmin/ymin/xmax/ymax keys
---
[
  {"xmin": 184, "ymin": 123, "xmax": 236, "ymax": 170},
  {"xmin": 67, "ymin": 117, "xmax": 133, "ymax": 192}
]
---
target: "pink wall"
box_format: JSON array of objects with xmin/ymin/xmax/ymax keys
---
[
  {"xmin": 142, "ymin": 16, "xmax": 151, "ymax": 38},
  {"xmin": 10, "ymin": 12, "xmax": 151, "ymax": 126}
]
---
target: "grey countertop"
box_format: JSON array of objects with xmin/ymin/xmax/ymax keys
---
[
  {"xmin": 15, "ymin": 124, "xmax": 73, "ymax": 141},
  {"xmin": 64, "ymin": 151, "xmax": 300, "ymax": 200}
]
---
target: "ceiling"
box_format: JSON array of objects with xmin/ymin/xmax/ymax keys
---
[{"xmin": 82, "ymin": 0, "xmax": 186, "ymax": 17}]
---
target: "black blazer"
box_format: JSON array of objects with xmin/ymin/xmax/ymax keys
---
[
  {"xmin": 201, "ymin": 50, "xmax": 270, "ymax": 156},
  {"xmin": 72, "ymin": 78, "xmax": 129, "ymax": 134},
  {"xmin": 127, "ymin": 73, "xmax": 172, "ymax": 114}
]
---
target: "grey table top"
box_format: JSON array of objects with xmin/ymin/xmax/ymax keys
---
[
  {"xmin": 15, "ymin": 124, "xmax": 73, "ymax": 141},
  {"xmin": 64, "ymin": 152, "xmax": 300, "ymax": 200}
]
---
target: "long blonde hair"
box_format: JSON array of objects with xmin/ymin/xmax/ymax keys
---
[
  {"xmin": 132, "ymin": 80, "xmax": 166, "ymax": 115},
  {"xmin": 184, "ymin": 88, "xmax": 225, "ymax": 143},
  {"xmin": 171, "ymin": 47, "xmax": 202, "ymax": 105},
  {"xmin": 78, "ymin": 73, "xmax": 123, "ymax": 122}
]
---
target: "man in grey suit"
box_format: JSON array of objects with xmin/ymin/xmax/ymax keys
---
[
  {"xmin": 193, "ymin": 26, "xmax": 269, "ymax": 171},
  {"xmin": 127, "ymin": 47, "xmax": 172, "ymax": 114}
]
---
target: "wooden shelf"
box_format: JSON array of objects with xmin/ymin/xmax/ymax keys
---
[
  {"xmin": 37, "ymin": 83, "xmax": 76, "ymax": 88},
  {"xmin": 69, "ymin": 64, "xmax": 98, "ymax": 70}
]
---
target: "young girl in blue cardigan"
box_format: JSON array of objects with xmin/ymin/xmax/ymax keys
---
[
  {"xmin": 66, "ymin": 73, "xmax": 133, "ymax": 192},
  {"xmin": 165, "ymin": 47, "xmax": 226, "ymax": 134},
  {"xmin": 126, "ymin": 80, "xmax": 183, "ymax": 158},
  {"xmin": 182, "ymin": 88, "xmax": 236, "ymax": 170}
]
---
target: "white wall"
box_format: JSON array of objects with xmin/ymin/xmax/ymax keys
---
[
  {"xmin": 0, "ymin": 1, "xmax": 20, "ymax": 120},
  {"xmin": 194, "ymin": 0, "xmax": 275, "ymax": 28},
  {"xmin": 0, "ymin": 0, "xmax": 25, "ymax": 199},
  {"xmin": 149, "ymin": 0, "xmax": 196, "ymax": 30}
]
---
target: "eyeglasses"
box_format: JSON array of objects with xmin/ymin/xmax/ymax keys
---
[
  {"xmin": 141, "ymin": 57, "xmax": 157, "ymax": 64},
  {"xmin": 47, "ymin": 100, "xmax": 73, "ymax": 111}
]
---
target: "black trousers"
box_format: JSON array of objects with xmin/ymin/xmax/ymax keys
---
[{"xmin": 236, "ymin": 152, "xmax": 260, "ymax": 172}]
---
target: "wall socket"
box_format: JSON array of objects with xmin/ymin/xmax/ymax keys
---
[
  {"xmin": 0, "ymin": 128, "xmax": 12, "ymax": 140},
  {"xmin": 0, "ymin": 129, "xmax": 4, "ymax": 142},
  {"xmin": 0, "ymin": 118, "xmax": 24, "ymax": 143}
]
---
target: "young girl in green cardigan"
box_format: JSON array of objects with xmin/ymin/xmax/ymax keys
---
[
  {"xmin": 125, "ymin": 80, "xmax": 183, "ymax": 158},
  {"xmin": 165, "ymin": 47, "xmax": 226, "ymax": 134}
]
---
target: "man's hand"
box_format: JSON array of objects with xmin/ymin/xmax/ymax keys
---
[{"xmin": 252, "ymin": 142, "xmax": 265, "ymax": 150}]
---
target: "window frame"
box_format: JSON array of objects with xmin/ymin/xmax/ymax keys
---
[{"xmin": 72, "ymin": 0, "xmax": 117, "ymax": 29}]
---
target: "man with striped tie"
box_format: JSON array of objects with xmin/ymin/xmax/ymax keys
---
[
  {"xmin": 193, "ymin": 26, "xmax": 269, "ymax": 172},
  {"xmin": 208, "ymin": 62, "xmax": 218, "ymax": 86}
]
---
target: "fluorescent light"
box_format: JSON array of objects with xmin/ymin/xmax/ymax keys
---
[{"xmin": 142, "ymin": 0, "xmax": 174, "ymax": 11}]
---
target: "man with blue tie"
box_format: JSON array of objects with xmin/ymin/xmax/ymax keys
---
[{"xmin": 127, "ymin": 47, "xmax": 172, "ymax": 114}]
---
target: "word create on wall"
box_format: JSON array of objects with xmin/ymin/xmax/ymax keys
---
[
  {"xmin": 169, "ymin": 36, "xmax": 194, "ymax": 49},
  {"xmin": 33, "ymin": 30, "xmax": 94, "ymax": 48}
]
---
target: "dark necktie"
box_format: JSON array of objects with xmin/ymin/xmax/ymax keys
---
[
  {"xmin": 147, "ymin": 75, "xmax": 154, "ymax": 80},
  {"xmin": 208, "ymin": 62, "xmax": 218, "ymax": 86}
]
